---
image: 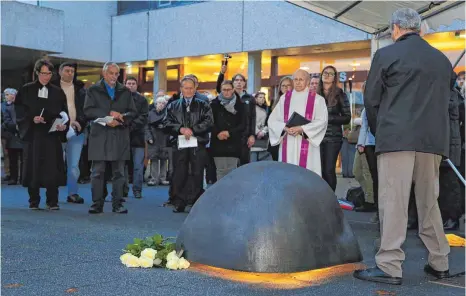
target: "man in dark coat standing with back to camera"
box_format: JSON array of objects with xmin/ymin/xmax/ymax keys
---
[
  {"xmin": 354, "ymin": 8, "xmax": 452, "ymax": 285},
  {"xmin": 84, "ymin": 62, "xmax": 137, "ymax": 214}
]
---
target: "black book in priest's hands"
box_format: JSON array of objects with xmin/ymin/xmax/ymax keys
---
[{"xmin": 285, "ymin": 112, "xmax": 311, "ymax": 127}]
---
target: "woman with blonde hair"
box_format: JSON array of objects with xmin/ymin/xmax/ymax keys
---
[{"xmin": 269, "ymin": 76, "xmax": 293, "ymax": 161}]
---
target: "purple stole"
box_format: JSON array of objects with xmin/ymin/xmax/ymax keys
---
[{"xmin": 282, "ymin": 90, "xmax": 316, "ymax": 168}]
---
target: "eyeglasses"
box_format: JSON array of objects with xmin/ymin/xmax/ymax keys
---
[
  {"xmin": 222, "ymin": 89, "xmax": 234, "ymax": 92},
  {"xmin": 39, "ymin": 72, "xmax": 52, "ymax": 76},
  {"xmin": 323, "ymin": 72, "xmax": 335, "ymax": 77}
]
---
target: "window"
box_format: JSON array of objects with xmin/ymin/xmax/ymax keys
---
[
  {"xmin": 144, "ymin": 69, "xmax": 154, "ymax": 82},
  {"xmin": 167, "ymin": 69, "xmax": 178, "ymax": 81},
  {"xmin": 117, "ymin": 0, "xmax": 204, "ymax": 14},
  {"xmin": 117, "ymin": 1, "xmax": 151, "ymax": 15},
  {"xmin": 155, "ymin": 1, "xmax": 203, "ymax": 9},
  {"xmin": 158, "ymin": 1, "xmax": 172, "ymax": 8}
]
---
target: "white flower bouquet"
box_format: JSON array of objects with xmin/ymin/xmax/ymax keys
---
[{"xmin": 120, "ymin": 234, "xmax": 190, "ymax": 270}]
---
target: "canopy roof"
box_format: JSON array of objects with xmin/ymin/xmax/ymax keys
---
[{"xmin": 286, "ymin": 1, "xmax": 465, "ymax": 36}]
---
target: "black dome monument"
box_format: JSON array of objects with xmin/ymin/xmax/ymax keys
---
[{"xmin": 176, "ymin": 161, "xmax": 362, "ymax": 273}]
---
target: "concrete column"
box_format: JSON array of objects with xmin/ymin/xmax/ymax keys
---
[
  {"xmin": 370, "ymin": 35, "xmax": 394, "ymax": 59},
  {"xmin": 153, "ymin": 60, "xmax": 167, "ymax": 94},
  {"xmin": 247, "ymin": 51, "xmax": 262, "ymax": 94}
]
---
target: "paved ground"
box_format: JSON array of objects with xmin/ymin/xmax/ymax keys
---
[{"xmin": 1, "ymin": 177, "xmax": 465, "ymax": 296}]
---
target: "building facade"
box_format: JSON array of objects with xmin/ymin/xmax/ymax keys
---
[{"xmin": 2, "ymin": 0, "xmax": 465, "ymax": 100}]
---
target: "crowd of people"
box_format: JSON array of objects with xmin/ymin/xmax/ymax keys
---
[
  {"xmin": 1, "ymin": 7, "xmax": 464, "ymax": 287},
  {"xmin": 0, "ymin": 52, "xmax": 355, "ymax": 214}
]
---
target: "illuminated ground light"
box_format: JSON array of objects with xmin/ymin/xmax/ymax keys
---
[{"xmin": 190, "ymin": 262, "xmax": 367, "ymax": 289}]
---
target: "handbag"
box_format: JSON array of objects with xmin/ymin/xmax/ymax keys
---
[
  {"xmin": 253, "ymin": 134, "xmax": 269, "ymax": 149},
  {"xmin": 347, "ymin": 126, "xmax": 360, "ymax": 144}
]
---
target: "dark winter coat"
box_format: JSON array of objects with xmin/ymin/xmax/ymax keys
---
[
  {"xmin": 444, "ymin": 88, "xmax": 462, "ymax": 167},
  {"xmin": 1, "ymin": 102, "xmax": 23, "ymax": 149},
  {"xmin": 321, "ymin": 88, "xmax": 351, "ymax": 142},
  {"xmin": 129, "ymin": 92, "xmax": 149, "ymax": 148},
  {"xmin": 15, "ymin": 80, "xmax": 68, "ymax": 188},
  {"xmin": 209, "ymin": 95, "xmax": 247, "ymax": 158},
  {"xmin": 164, "ymin": 96, "xmax": 213, "ymax": 147},
  {"xmin": 146, "ymin": 107, "xmax": 170, "ymax": 160},
  {"xmin": 216, "ymin": 72, "xmax": 256, "ymax": 138},
  {"xmin": 365, "ymin": 32, "xmax": 452, "ymax": 156},
  {"xmin": 84, "ymin": 79, "xmax": 137, "ymax": 161}
]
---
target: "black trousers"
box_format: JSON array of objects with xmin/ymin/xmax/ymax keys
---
[
  {"xmin": 438, "ymin": 166, "xmax": 462, "ymax": 222},
  {"xmin": 408, "ymin": 184, "xmax": 417, "ymax": 225},
  {"xmin": 171, "ymin": 147, "xmax": 206, "ymax": 208},
  {"xmin": 28, "ymin": 186, "xmax": 58, "ymax": 207},
  {"xmin": 269, "ymin": 144, "xmax": 279, "ymax": 161},
  {"xmin": 8, "ymin": 148, "xmax": 22, "ymax": 182},
  {"xmin": 91, "ymin": 160, "xmax": 125, "ymax": 208},
  {"xmin": 79, "ymin": 144, "xmax": 91, "ymax": 180},
  {"xmin": 320, "ymin": 141, "xmax": 342, "ymax": 192},
  {"xmin": 205, "ymin": 148, "xmax": 217, "ymax": 183},
  {"xmin": 364, "ymin": 145, "xmax": 378, "ymax": 206},
  {"xmin": 239, "ymin": 142, "xmax": 251, "ymax": 166},
  {"xmin": 460, "ymin": 148, "xmax": 465, "ymax": 216}
]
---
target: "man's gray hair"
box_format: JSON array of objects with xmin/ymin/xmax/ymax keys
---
[
  {"xmin": 390, "ymin": 8, "xmax": 421, "ymax": 32},
  {"xmin": 4, "ymin": 88, "xmax": 18, "ymax": 96},
  {"xmin": 103, "ymin": 62, "xmax": 120, "ymax": 72},
  {"xmin": 155, "ymin": 96, "xmax": 167, "ymax": 104},
  {"xmin": 180, "ymin": 76, "xmax": 196, "ymax": 86}
]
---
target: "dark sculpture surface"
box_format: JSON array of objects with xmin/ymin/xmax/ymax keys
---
[{"xmin": 176, "ymin": 161, "xmax": 363, "ymax": 273}]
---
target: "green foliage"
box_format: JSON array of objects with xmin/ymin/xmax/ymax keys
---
[{"xmin": 123, "ymin": 233, "xmax": 177, "ymax": 267}]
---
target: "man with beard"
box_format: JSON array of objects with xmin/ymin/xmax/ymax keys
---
[{"xmin": 55, "ymin": 62, "xmax": 88, "ymax": 204}]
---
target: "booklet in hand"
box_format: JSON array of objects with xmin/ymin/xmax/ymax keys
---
[{"xmin": 285, "ymin": 112, "xmax": 311, "ymax": 127}]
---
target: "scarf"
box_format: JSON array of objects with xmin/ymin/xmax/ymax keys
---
[{"xmin": 218, "ymin": 93, "xmax": 237, "ymax": 114}]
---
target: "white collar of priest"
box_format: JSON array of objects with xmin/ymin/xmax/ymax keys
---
[{"xmin": 38, "ymin": 85, "xmax": 49, "ymax": 99}]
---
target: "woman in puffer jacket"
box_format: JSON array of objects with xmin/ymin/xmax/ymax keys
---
[{"xmin": 317, "ymin": 66, "xmax": 351, "ymax": 191}]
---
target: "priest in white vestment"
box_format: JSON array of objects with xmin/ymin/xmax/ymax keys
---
[{"xmin": 267, "ymin": 69, "xmax": 328, "ymax": 176}]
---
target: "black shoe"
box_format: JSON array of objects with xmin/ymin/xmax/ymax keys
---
[
  {"xmin": 88, "ymin": 205, "xmax": 103, "ymax": 214},
  {"xmin": 354, "ymin": 202, "xmax": 377, "ymax": 212},
  {"xmin": 443, "ymin": 219, "xmax": 459, "ymax": 231},
  {"xmin": 112, "ymin": 206, "xmax": 128, "ymax": 214},
  {"xmin": 46, "ymin": 204, "xmax": 60, "ymax": 211},
  {"xmin": 173, "ymin": 206, "xmax": 185, "ymax": 213},
  {"xmin": 2, "ymin": 175, "xmax": 11, "ymax": 182},
  {"xmin": 424, "ymin": 264, "xmax": 450, "ymax": 279},
  {"xmin": 7, "ymin": 180, "xmax": 17, "ymax": 185},
  {"xmin": 29, "ymin": 203, "xmax": 40, "ymax": 210},
  {"xmin": 353, "ymin": 267, "xmax": 402, "ymax": 285},
  {"xmin": 134, "ymin": 191, "xmax": 142, "ymax": 199},
  {"xmin": 67, "ymin": 194, "xmax": 84, "ymax": 204}
]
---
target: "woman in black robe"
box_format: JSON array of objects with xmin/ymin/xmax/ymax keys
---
[{"xmin": 15, "ymin": 59, "xmax": 68, "ymax": 210}]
